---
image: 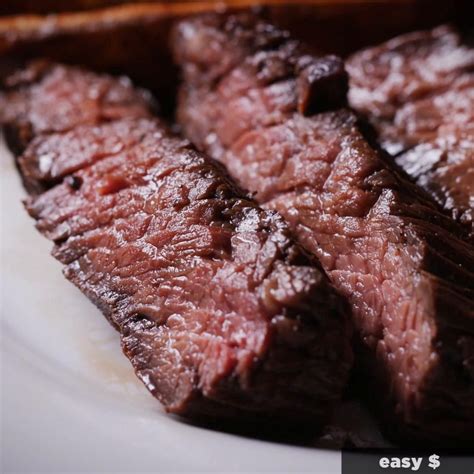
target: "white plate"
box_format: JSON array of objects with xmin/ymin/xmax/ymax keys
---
[{"xmin": 0, "ymin": 138, "xmax": 340, "ymax": 473}]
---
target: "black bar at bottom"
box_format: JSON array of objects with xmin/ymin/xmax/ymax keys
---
[{"xmin": 342, "ymin": 449, "xmax": 474, "ymax": 474}]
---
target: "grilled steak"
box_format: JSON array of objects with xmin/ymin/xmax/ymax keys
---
[
  {"xmin": 394, "ymin": 122, "xmax": 474, "ymax": 229},
  {"xmin": 347, "ymin": 26, "xmax": 474, "ymax": 123},
  {"xmin": 173, "ymin": 13, "xmax": 474, "ymax": 444},
  {"xmin": 1, "ymin": 61, "xmax": 353, "ymax": 424},
  {"xmin": 347, "ymin": 26, "xmax": 474, "ymax": 232},
  {"xmin": 0, "ymin": 60, "xmax": 154, "ymax": 162}
]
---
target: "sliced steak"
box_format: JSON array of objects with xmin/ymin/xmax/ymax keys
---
[
  {"xmin": 395, "ymin": 123, "xmax": 474, "ymax": 228},
  {"xmin": 347, "ymin": 25, "xmax": 474, "ymax": 123},
  {"xmin": 173, "ymin": 13, "xmax": 474, "ymax": 444},
  {"xmin": 17, "ymin": 118, "xmax": 157, "ymax": 194},
  {"xmin": 1, "ymin": 62, "xmax": 352, "ymax": 424},
  {"xmin": 347, "ymin": 26, "xmax": 474, "ymax": 232},
  {"xmin": 0, "ymin": 60, "xmax": 154, "ymax": 159},
  {"xmin": 375, "ymin": 75, "xmax": 474, "ymax": 152}
]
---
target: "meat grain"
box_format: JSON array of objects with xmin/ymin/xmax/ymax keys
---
[
  {"xmin": 0, "ymin": 60, "xmax": 154, "ymax": 160},
  {"xmin": 347, "ymin": 26, "xmax": 474, "ymax": 232},
  {"xmin": 173, "ymin": 13, "xmax": 474, "ymax": 444},
  {"xmin": 1, "ymin": 62, "xmax": 353, "ymax": 424}
]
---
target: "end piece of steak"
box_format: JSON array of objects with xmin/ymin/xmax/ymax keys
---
[
  {"xmin": 347, "ymin": 26, "xmax": 474, "ymax": 233},
  {"xmin": 173, "ymin": 13, "xmax": 474, "ymax": 444},
  {"xmin": 2, "ymin": 62, "xmax": 353, "ymax": 424}
]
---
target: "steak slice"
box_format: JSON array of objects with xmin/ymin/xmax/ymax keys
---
[
  {"xmin": 1, "ymin": 62, "xmax": 353, "ymax": 424},
  {"xmin": 347, "ymin": 27, "xmax": 474, "ymax": 233},
  {"xmin": 17, "ymin": 117, "xmax": 157, "ymax": 194},
  {"xmin": 394, "ymin": 123, "xmax": 474, "ymax": 229},
  {"xmin": 347, "ymin": 25, "xmax": 474, "ymax": 124},
  {"xmin": 373, "ymin": 75, "xmax": 474, "ymax": 153},
  {"xmin": 0, "ymin": 60, "xmax": 154, "ymax": 160},
  {"xmin": 173, "ymin": 13, "xmax": 474, "ymax": 444}
]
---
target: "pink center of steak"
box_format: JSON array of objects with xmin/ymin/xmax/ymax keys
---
[
  {"xmin": 24, "ymin": 118, "xmax": 351, "ymax": 417},
  {"xmin": 173, "ymin": 13, "xmax": 474, "ymax": 442},
  {"xmin": 347, "ymin": 26, "xmax": 474, "ymax": 233},
  {"xmin": 0, "ymin": 61, "xmax": 353, "ymax": 423},
  {"xmin": 0, "ymin": 60, "xmax": 153, "ymax": 158},
  {"xmin": 0, "ymin": 57, "xmax": 353, "ymax": 421}
]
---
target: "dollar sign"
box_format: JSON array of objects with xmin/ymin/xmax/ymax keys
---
[{"xmin": 429, "ymin": 454, "xmax": 440, "ymax": 470}]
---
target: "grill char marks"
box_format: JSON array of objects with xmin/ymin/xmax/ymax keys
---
[
  {"xmin": 174, "ymin": 12, "xmax": 348, "ymax": 161},
  {"xmin": 173, "ymin": 13, "xmax": 474, "ymax": 444},
  {"xmin": 1, "ymin": 62, "xmax": 353, "ymax": 424},
  {"xmin": 347, "ymin": 26, "xmax": 474, "ymax": 233}
]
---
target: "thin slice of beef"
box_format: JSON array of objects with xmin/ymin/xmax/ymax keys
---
[
  {"xmin": 375, "ymin": 75, "xmax": 474, "ymax": 153},
  {"xmin": 395, "ymin": 123, "xmax": 474, "ymax": 228},
  {"xmin": 347, "ymin": 25, "xmax": 474, "ymax": 123},
  {"xmin": 347, "ymin": 27, "xmax": 474, "ymax": 233},
  {"xmin": 173, "ymin": 13, "xmax": 474, "ymax": 445},
  {"xmin": 1, "ymin": 62, "xmax": 353, "ymax": 424},
  {"xmin": 18, "ymin": 117, "xmax": 158, "ymax": 194},
  {"xmin": 0, "ymin": 60, "xmax": 154, "ymax": 159}
]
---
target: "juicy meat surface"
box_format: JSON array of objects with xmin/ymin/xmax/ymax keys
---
[
  {"xmin": 395, "ymin": 123, "xmax": 474, "ymax": 228},
  {"xmin": 347, "ymin": 25, "xmax": 474, "ymax": 123},
  {"xmin": 1, "ymin": 62, "xmax": 353, "ymax": 423},
  {"xmin": 373, "ymin": 76, "xmax": 474, "ymax": 153},
  {"xmin": 173, "ymin": 13, "xmax": 474, "ymax": 444},
  {"xmin": 0, "ymin": 60, "xmax": 154, "ymax": 159},
  {"xmin": 18, "ymin": 117, "xmax": 156, "ymax": 194},
  {"xmin": 347, "ymin": 26, "xmax": 474, "ymax": 232}
]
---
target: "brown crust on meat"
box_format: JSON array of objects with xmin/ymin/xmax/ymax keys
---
[
  {"xmin": 0, "ymin": 1, "xmax": 470, "ymax": 108},
  {"xmin": 173, "ymin": 12, "xmax": 474, "ymax": 445},
  {"xmin": 1, "ymin": 61, "xmax": 353, "ymax": 425},
  {"xmin": 347, "ymin": 26, "xmax": 474, "ymax": 234}
]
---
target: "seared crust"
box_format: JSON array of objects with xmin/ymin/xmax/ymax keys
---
[
  {"xmin": 173, "ymin": 12, "xmax": 474, "ymax": 445},
  {"xmin": 0, "ymin": 1, "xmax": 469, "ymax": 104},
  {"xmin": 347, "ymin": 26, "xmax": 474, "ymax": 234},
  {"xmin": 1, "ymin": 61, "xmax": 353, "ymax": 424}
]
